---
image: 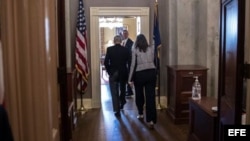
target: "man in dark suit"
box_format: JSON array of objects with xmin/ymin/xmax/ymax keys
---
[
  {"xmin": 121, "ymin": 30, "xmax": 134, "ymax": 97},
  {"xmin": 104, "ymin": 35, "xmax": 130, "ymax": 117}
]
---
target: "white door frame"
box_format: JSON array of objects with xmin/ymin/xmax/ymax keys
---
[{"xmin": 90, "ymin": 7, "xmax": 149, "ymax": 108}]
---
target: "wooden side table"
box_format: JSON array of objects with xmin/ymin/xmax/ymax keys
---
[{"xmin": 167, "ymin": 65, "xmax": 208, "ymax": 124}]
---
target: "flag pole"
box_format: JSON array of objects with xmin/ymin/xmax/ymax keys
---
[
  {"xmin": 154, "ymin": 0, "xmax": 163, "ymax": 110},
  {"xmin": 79, "ymin": 91, "xmax": 87, "ymax": 115},
  {"xmin": 75, "ymin": 0, "xmax": 89, "ymax": 115},
  {"xmin": 156, "ymin": 48, "xmax": 162, "ymax": 110},
  {"xmin": 73, "ymin": 69, "xmax": 87, "ymax": 115}
]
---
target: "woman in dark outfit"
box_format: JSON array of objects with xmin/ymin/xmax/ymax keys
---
[{"xmin": 128, "ymin": 34, "xmax": 157, "ymax": 128}]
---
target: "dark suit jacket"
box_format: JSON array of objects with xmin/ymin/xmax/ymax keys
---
[
  {"xmin": 104, "ymin": 44, "xmax": 130, "ymax": 81},
  {"xmin": 124, "ymin": 38, "xmax": 134, "ymax": 51},
  {"xmin": 124, "ymin": 38, "xmax": 133, "ymax": 69}
]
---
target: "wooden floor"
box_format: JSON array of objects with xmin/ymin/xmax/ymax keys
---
[{"xmin": 72, "ymin": 78, "xmax": 189, "ymax": 141}]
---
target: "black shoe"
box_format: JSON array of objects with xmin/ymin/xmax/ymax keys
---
[{"xmin": 114, "ymin": 112, "xmax": 121, "ymax": 117}]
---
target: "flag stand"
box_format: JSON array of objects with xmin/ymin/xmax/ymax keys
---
[
  {"xmin": 155, "ymin": 47, "xmax": 165, "ymax": 110},
  {"xmin": 78, "ymin": 92, "xmax": 87, "ymax": 115},
  {"xmin": 155, "ymin": 50, "xmax": 162, "ymax": 110},
  {"xmin": 156, "ymin": 88, "xmax": 162, "ymax": 110},
  {"xmin": 156, "ymin": 70, "xmax": 163, "ymax": 110}
]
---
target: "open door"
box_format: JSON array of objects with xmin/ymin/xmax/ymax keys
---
[
  {"xmin": 218, "ymin": 0, "xmax": 245, "ymax": 140},
  {"xmin": 57, "ymin": 0, "xmax": 72, "ymax": 141}
]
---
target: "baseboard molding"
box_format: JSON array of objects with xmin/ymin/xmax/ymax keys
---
[{"xmin": 76, "ymin": 96, "xmax": 167, "ymax": 110}]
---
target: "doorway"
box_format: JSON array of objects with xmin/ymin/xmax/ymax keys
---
[{"xmin": 90, "ymin": 7, "xmax": 150, "ymax": 108}]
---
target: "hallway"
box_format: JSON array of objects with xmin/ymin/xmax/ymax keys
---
[{"xmin": 72, "ymin": 83, "xmax": 188, "ymax": 141}]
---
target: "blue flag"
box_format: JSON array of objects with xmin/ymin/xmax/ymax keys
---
[{"xmin": 153, "ymin": 2, "xmax": 161, "ymax": 69}]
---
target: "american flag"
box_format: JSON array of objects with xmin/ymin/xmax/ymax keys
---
[{"xmin": 75, "ymin": 0, "xmax": 89, "ymax": 93}]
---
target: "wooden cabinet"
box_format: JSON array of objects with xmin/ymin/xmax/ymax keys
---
[
  {"xmin": 166, "ymin": 65, "xmax": 208, "ymax": 124},
  {"xmin": 188, "ymin": 97, "xmax": 218, "ymax": 141}
]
